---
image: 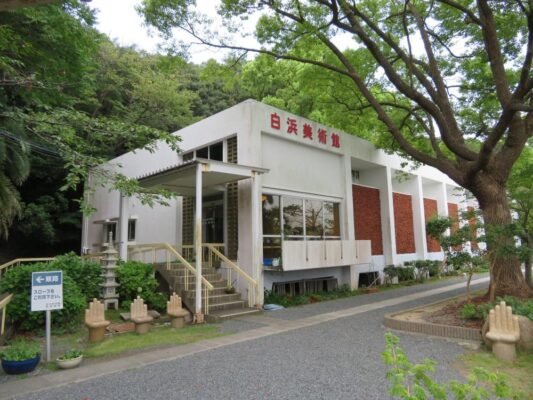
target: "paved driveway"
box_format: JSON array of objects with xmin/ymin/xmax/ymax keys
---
[{"xmin": 7, "ymin": 276, "xmax": 489, "ymax": 400}]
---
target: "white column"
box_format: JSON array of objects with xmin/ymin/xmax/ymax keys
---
[
  {"xmin": 195, "ymin": 163, "xmax": 203, "ymax": 318},
  {"xmin": 385, "ymin": 167, "xmax": 398, "ymax": 265},
  {"xmin": 412, "ymin": 175, "xmax": 428, "ymax": 260},
  {"xmin": 251, "ymin": 172, "xmax": 262, "ymax": 306},
  {"xmin": 118, "ymin": 194, "xmax": 129, "ymax": 260}
]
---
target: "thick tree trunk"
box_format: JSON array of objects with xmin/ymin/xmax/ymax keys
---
[{"xmin": 475, "ymin": 183, "xmax": 532, "ymax": 299}]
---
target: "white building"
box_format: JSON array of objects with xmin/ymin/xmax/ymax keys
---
[{"xmin": 82, "ymin": 100, "xmax": 473, "ymax": 320}]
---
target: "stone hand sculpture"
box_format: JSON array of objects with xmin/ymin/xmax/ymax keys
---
[
  {"xmin": 130, "ymin": 296, "xmax": 153, "ymax": 334},
  {"xmin": 167, "ymin": 293, "xmax": 189, "ymax": 329},
  {"xmin": 85, "ymin": 299, "xmax": 110, "ymax": 342},
  {"xmin": 485, "ymin": 301, "xmax": 520, "ymax": 361}
]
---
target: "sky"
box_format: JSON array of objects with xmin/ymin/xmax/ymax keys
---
[
  {"xmin": 89, "ymin": 0, "xmax": 243, "ymax": 63},
  {"xmin": 88, "ymin": 0, "xmax": 358, "ymax": 64}
]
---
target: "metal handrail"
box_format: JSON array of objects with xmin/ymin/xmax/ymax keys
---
[
  {"xmin": 128, "ymin": 243, "xmax": 214, "ymax": 315},
  {"xmin": 0, "ymin": 258, "xmax": 55, "ymax": 279},
  {"xmin": 0, "ymin": 293, "xmax": 13, "ymax": 336},
  {"xmin": 206, "ymin": 245, "xmax": 257, "ymax": 286},
  {"xmin": 205, "ymin": 244, "xmax": 259, "ymax": 308}
]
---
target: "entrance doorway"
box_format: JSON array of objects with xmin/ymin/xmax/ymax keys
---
[{"xmin": 202, "ymin": 195, "xmax": 224, "ymax": 244}]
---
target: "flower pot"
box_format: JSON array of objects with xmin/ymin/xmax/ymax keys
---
[
  {"xmin": 1, "ymin": 354, "xmax": 40, "ymax": 375},
  {"xmin": 56, "ymin": 355, "xmax": 83, "ymax": 369}
]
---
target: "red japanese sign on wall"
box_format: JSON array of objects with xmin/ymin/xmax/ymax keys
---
[{"xmin": 269, "ymin": 112, "xmax": 341, "ymax": 149}]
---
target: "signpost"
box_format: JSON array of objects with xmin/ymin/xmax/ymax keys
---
[{"xmin": 31, "ymin": 271, "xmax": 63, "ymax": 362}]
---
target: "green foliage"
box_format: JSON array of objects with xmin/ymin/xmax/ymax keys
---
[
  {"xmin": 0, "ymin": 339, "xmax": 40, "ymax": 361},
  {"xmin": 57, "ymin": 348, "xmax": 82, "ymax": 360},
  {"xmin": 385, "ymin": 265, "xmax": 415, "ymax": 282},
  {"xmin": 263, "ymin": 284, "xmax": 360, "ymax": 307},
  {"xmin": 459, "ymin": 303, "xmax": 478, "ymax": 320},
  {"xmin": 116, "ymin": 261, "xmax": 166, "ymax": 312},
  {"xmin": 460, "ymin": 296, "xmax": 533, "ymax": 321},
  {"xmin": 0, "ymin": 262, "xmax": 86, "ymax": 332},
  {"xmin": 49, "ymin": 252, "xmax": 103, "ymax": 301},
  {"xmin": 382, "ymin": 332, "xmax": 514, "ymax": 399}
]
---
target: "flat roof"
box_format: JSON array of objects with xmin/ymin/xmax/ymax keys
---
[{"xmin": 137, "ymin": 158, "xmax": 269, "ymax": 197}]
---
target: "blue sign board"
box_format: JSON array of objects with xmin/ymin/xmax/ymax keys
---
[{"xmin": 31, "ymin": 271, "xmax": 63, "ymax": 311}]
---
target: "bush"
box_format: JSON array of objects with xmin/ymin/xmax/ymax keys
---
[
  {"xmin": 398, "ymin": 267, "xmax": 415, "ymax": 282},
  {"xmin": 116, "ymin": 261, "xmax": 166, "ymax": 312},
  {"xmin": 382, "ymin": 332, "xmax": 514, "ymax": 399},
  {"xmin": 460, "ymin": 303, "xmax": 478, "ymax": 320},
  {"xmin": 0, "ymin": 263, "xmax": 85, "ymax": 332},
  {"xmin": 51, "ymin": 252, "xmax": 103, "ymax": 301},
  {"xmin": 0, "ymin": 339, "xmax": 41, "ymax": 361}
]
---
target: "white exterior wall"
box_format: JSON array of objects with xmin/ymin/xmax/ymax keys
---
[{"xmin": 83, "ymin": 99, "xmax": 465, "ymax": 294}]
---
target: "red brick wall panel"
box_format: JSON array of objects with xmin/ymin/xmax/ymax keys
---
[
  {"xmin": 447, "ymin": 203, "xmax": 461, "ymax": 251},
  {"xmin": 353, "ymin": 185, "xmax": 383, "ymax": 255},
  {"xmin": 424, "ymin": 198, "xmax": 441, "ymax": 252},
  {"xmin": 393, "ymin": 192, "xmax": 416, "ymax": 254}
]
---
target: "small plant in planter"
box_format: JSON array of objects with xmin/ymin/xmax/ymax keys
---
[
  {"xmin": 56, "ymin": 349, "xmax": 83, "ymax": 369},
  {"xmin": 225, "ymin": 280, "xmax": 236, "ymax": 294},
  {"xmin": 0, "ymin": 339, "xmax": 41, "ymax": 375}
]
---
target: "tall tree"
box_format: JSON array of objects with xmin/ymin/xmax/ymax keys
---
[{"xmin": 140, "ymin": 0, "xmax": 533, "ymax": 297}]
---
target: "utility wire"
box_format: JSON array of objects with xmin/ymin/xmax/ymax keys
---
[{"xmin": 0, "ymin": 129, "xmax": 63, "ymax": 158}]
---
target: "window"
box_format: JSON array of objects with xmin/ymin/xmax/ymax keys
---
[
  {"xmin": 283, "ymin": 197, "xmax": 304, "ymax": 236},
  {"xmin": 185, "ymin": 141, "xmax": 224, "ymax": 162},
  {"xmin": 305, "ymin": 199, "xmax": 323, "ymax": 237},
  {"xmin": 103, "ymin": 223, "xmax": 116, "ymax": 243},
  {"xmin": 324, "ymin": 202, "xmax": 340, "ymax": 237},
  {"xmin": 128, "ymin": 219, "xmax": 136, "ymax": 241},
  {"xmin": 209, "ymin": 142, "xmax": 223, "ymax": 161},
  {"xmin": 102, "ymin": 220, "xmax": 136, "ymax": 243},
  {"xmin": 196, "ymin": 146, "xmax": 209, "ymax": 158},
  {"xmin": 261, "ymin": 194, "xmax": 342, "ymax": 265}
]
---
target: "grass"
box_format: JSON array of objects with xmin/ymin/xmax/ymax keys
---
[
  {"xmin": 83, "ymin": 324, "xmax": 223, "ymax": 358},
  {"xmin": 458, "ymin": 349, "xmax": 533, "ymax": 399}
]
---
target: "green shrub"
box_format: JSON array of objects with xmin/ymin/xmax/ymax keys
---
[
  {"xmin": 397, "ymin": 267, "xmax": 415, "ymax": 282},
  {"xmin": 51, "ymin": 252, "xmax": 103, "ymax": 301},
  {"xmin": 116, "ymin": 261, "xmax": 166, "ymax": 311},
  {"xmin": 0, "ymin": 339, "xmax": 41, "ymax": 361},
  {"xmin": 460, "ymin": 303, "xmax": 479, "ymax": 320},
  {"xmin": 0, "ymin": 263, "xmax": 85, "ymax": 332},
  {"xmin": 382, "ymin": 332, "xmax": 514, "ymax": 399}
]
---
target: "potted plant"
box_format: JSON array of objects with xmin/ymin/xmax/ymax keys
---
[
  {"xmin": 0, "ymin": 339, "xmax": 41, "ymax": 375},
  {"xmin": 56, "ymin": 349, "xmax": 83, "ymax": 369},
  {"xmin": 225, "ymin": 280, "xmax": 236, "ymax": 294}
]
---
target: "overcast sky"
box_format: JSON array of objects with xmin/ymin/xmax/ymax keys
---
[
  {"xmin": 88, "ymin": 0, "xmax": 361, "ymax": 64},
  {"xmin": 89, "ymin": 0, "xmax": 230, "ymax": 63}
]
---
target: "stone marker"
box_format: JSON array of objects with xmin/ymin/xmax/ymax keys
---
[
  {"xmin": 130, "ymin": 296, "xmax": 153, "ymax": 334},
  {"xmin": 85, "ymin": 298, "xmax": 110, "ymax": 342},
  {"xmin": 167, "ymin": 293, "xmax": 189, "ymax": 329},
  {"xmin": 485, "ymin": 301, "xmax": 520, "ymax": 361}
]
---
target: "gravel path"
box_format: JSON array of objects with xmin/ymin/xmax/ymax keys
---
[{"xmin": 13, "ymin": 276, "xmax": 488, "ymax": 400}]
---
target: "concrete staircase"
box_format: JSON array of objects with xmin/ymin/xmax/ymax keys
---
[{"xmin": 154, "ymin": 263, "xmax": 260, "ymax": 322}]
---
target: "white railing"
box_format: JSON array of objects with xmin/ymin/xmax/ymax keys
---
[
  {"xmin": 0, "ymin": 258, "xmax": 55, "ymax": 280},
  {"xmin": 205, "ymin": 244, "xmax": 259, "ymax": 308},
  {"xmin": 128, "ymin": 243, "xmax": 214, "ymax": 314}
]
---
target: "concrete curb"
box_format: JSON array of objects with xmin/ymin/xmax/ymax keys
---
[{"xmin": 384, "ymin": 297, "xmax": 481, "ymax": 341}]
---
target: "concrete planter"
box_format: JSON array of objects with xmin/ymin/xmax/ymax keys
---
[{"xmin": 56, "ymin": 355, "xmax": 83, "ymax": 370}]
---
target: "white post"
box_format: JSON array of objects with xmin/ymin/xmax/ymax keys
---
[
  {"xmin": 118, "ymin": 194, "xmax": 129, "ymax": 260},
  {"xmin": 195, "ymin": 163, "xmax": 203, "ymax": 320},
  {"xmin": 45, "ymin": 310, "xmax": 51, "ymax": 362},
  {"xmin": 251, "ymin": 172, "xmax": 262, "ymax": 306}
]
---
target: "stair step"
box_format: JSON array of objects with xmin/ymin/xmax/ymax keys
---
[
  {"xmin": 207, "ymin": 300, "xmax": 246, "ymax": 312},
  {"xmin": 206, "ymin": 308, "xmax": 262, "ymax": 322},
  {"xmin": 167, "ymin": 268, "xmax": 218, "ymax": 276},
  {"xmin": 181, "ymin": 280, "xmax": 228, "ymax": 289},
  {"xmin": 185, "ymin": 293, "xmax": 242, "ymax": 304},
  {"xmin": 171, "ymin": 274, "xmax": 221, "ymax": 282}
]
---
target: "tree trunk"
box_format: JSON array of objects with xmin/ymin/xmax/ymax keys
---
[{"xmin": 476, "ymin": 183, "xmax": 532, "ymax": 299}]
